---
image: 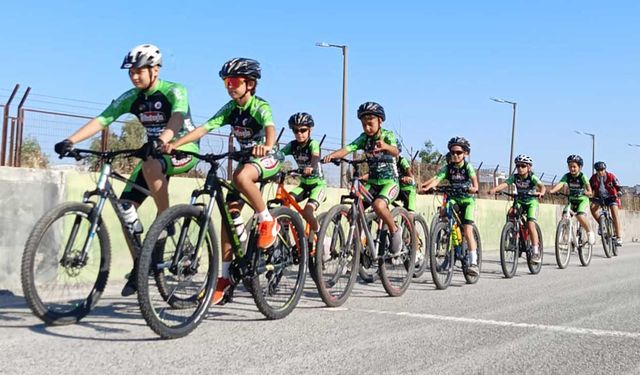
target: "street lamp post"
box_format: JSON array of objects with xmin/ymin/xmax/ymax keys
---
[
  {"xmin": 490, "ymin": 97, "xmax": 518, "ymax": 178},
  {"xmin": 316, "ymin": 42, "xmax": 348, "ymax": 188},
  {"xmin": 575, "ymin": 130, "xmax": 596, "ymax": 175}
]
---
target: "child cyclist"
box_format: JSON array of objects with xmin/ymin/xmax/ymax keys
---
[
  {"xmin": 420, "ymin": 137, "xmax": 480, "ymax": 276},
  {"xmin": 165, "ymin": 57, "xmax": 281, "ymax": 304},
  {"xmin": 322, "ymin": 102, "xmax": 403, "ymax": 254},
  {"xmin": 280, "ymin": 112, "xmax": 326, "ymax": 238},
  {"xmin": 54, "ymin": 44, "xmax": 199, "ymax": 296},
  {"xmin": 548, "ymin": 155, "xmax": 596, "ymax": 245},
  {"xmin": 489, "ymin": 154, "xmax": 546, "ymax": 263},
  {"xmin": 589, "ymin": 161, "xmax": 624, "ymax": 247}
]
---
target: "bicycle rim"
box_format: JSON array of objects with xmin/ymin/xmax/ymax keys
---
[
  {"xmin": 526, "ymin": 223, "xmax": 543, "ymax": 274},
  {"xmin": 555, "ymin": 219, "xmax": 571, "ymax": 269},
  {"xmin": 499, "ymin": 222, "xmax": 519, "ymax": 278},
  {"xmin": 412, "ymin": 214, "xmax": 429, "ymax": 278},
  {"xmin": 379, "ymin": 207, "xmax": 416, "ymax": 296},
  {"xmin": 137, "ymin": 205, "xmax": 217, "ymax": 339},
  {"xmin": 599, "ymin": 215, "xmax": 612, "ymax": 258},
  {"xmin": 21, "ymin": 202, "xmax": 110, "ymax": 325},
  {"xmin": 251, "ymin": 207, "xmax": 308, "ymax": 319},
  {"xmin": 429, "ymin": 222, "xmax": 453, "ymax": 290}
]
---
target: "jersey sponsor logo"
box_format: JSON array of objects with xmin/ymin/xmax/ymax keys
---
[
  {"xmin": 171, "ymin": 154, "xmax": 193, "ymax": 167},
  {"xmin": 233, "ymin": 126, "xmax": 253, "ymax": 139},
  {"xmin": 389, "ymin": 184, "xmax": 400, "ymax": 200},
  {"xmin": 170, "ymin": 87, "xmax": 184, "ymax": 100},
  {"xmin": 139, "ymin": 111, "xmax": 166, "ymax": 123},
  {"xmin": 260, "ymin": 155, "xmax": 279, "ymax": 170},
  {"xmin": 154, "ymin": 101, "xmax": 162, "ymax": 110}
]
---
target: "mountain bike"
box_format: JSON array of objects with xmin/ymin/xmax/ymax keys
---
[
  {"xmin": 21, "ymin": 147, "xmax": 151, "ymax": 325},
  {"xmin": 591, "ymin": 197, "xmax": 618, "ymax": 258},
  {"xmin": 136, "ymin": 149, "xmax": 307, "ymax": 339},
  {"xmin": 554, "ymin": 193, "xmax": 593, "ymax": 268},
  {"xmin": 495, "ymin": 191, "xmax": 543, "ymax": 278},
  {"xmin": 427, "ymin": 186, "xmax": 482, "ymax": 290},
  {"xmin": 312, "ymin": 158, "xmax": 416, "ymax": 307}
]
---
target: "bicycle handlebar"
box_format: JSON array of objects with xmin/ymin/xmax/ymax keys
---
[
  {"xmin": 495, "ymin": 191, "xmax": 542, "ymax": 199},
  {"xmin": 173, "ymin": 148, "xmax": 254, "ymax": 164},
  {"xmin": 325, "ymin": 158, "xmax": 368, "ymax": 167},
  {"xmin": 64, "ymin": 148, "xmax": 142, "ymax": 161}
]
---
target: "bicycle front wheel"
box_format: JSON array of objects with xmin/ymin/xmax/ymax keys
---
[
  {"xmin": 412, "ymin": 213, "xmax": 430, "ymax": 279},
  {"xmin": 429, "ymin": 222, "xmax": 454, "ymax": 290},
  {"xmin": 577, "ymin": 227, "xmax": 592, "ymax": 267},
  {"xmin": 313, "ymin": 204, "xmax": 360, "ymax": 307},
  {"xmin": 499, "ymin": 222, "xmax": 519, "ymax": 279},
  {"xmin": 379, "ymin": 207, "xmax": 416, "ymax": 297},
  {"xmin": 599, "ymin": 215, "xmax": 612, "ymax": 258},
  {"xmin": 250, "ymin": 206, "xmax": 308, "ymax": 319},
  {"xmin": 136, "ymin": 204, "xmax": 218, "ymax": 339},
  {"xmin": 21, "ymin": 202, "xmax": 111, "ymax": 325},
  {"xmin": 555, "ymin": 219, "xmax": 571, "ymax": 269}
]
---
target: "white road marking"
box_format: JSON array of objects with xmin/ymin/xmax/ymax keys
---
[{"xmin": 340, "ymin": 308, "xmax": 640, "ymax": 339}]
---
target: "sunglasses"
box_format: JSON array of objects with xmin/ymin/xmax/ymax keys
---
[
  {"xmin": 516, "ymin": 164, "xmax": 528, "ymax": 168},
  {"xmin": 293, "ymin": 128, "xmax": 309, "ymax": 134},
  {"xmin": 450, "ymin": 150, "xmax": 465, "ymax": 156},
  {"xmin": 223, "ymin": 77, "xmax": 245, "ymax": 89}
]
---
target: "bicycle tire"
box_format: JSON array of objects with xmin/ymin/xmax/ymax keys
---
[
  {"xmin": 313, "ymin": 204, "xmax": 360, "ymax": 307},
  {"xmin": 429, "ymin": 221, "xmax": 454, "ymax": 290},
  {"xmin": 499, "ymin": 222, "xmax": 519, "ymax": 278},
  {"xmin": 526, "ymin": 222, "xmax": 543, "ymax": 274},
  {"xmin": 250, "ymin": 206, "xmax": 308, "ymax": 319},
  {"xmin": 610, "ymin": 216, "xmax": 619, "ymax": 256},
  {"xmin": 358, "ymin": 212, "xmax": 379, "ymax": 284},
  {"xmin": 136, "ymin": 204, "xmax": 218, "ymax": 339},
  {"xmin": 463, "ymin": 224, "xmax": 482, "ymax": 284},
  {"xmin": 379, "ymin": 207, "xmax": 416, "ymax": 297},
  {"xmin": 555, "ymin": 219, "xmax": 571, "ymax": 269},
  {"xmin": 599, "ymin": 215, "xmax": 612, "ymax": 258},
  {"xmin": 308, "ymin": 211, "xmax": 328, "ymax": 281},
  {"xmin": 577, "ymin": 227, "xmax": 592, "ymax": 267},
  {"xmin": 412, "ymin": 214, "xmax": 430, "ymax": 279},
  {"xmin": 21, "ymin": 202, "xmax": 110, "ymax": 325}
]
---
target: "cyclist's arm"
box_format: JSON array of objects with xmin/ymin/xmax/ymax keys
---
[
  {"xmin": 171, "ymin": 126, "xmax": 208, "ymax": 148},
  {"xmin": 490, "ymin": 182, "xmax": 509, "ymax": 195},
  {"xmin": 536, "ymin": 181, "xmax": 546, "ymax": 196},
  {"xmin": 67, "ymin": 118, "xmax": 104, "ymax": 144},
  {"xmin": 158, "ymin": 112, "xmax": 185, "ymax": 145},
  {"xmin": 583, "ymin": 178, "xmax": 593, "ymax": 197},
  {"xmin": 469, "ymin": 173, "xmax": 479, "ymax": 194},
  {"xmin": 548, "ymin": 181, "xmax": 566, "ymax": 194},
  {"xmin": 322, "ymin": 147, "xmax": 350, "ymax": 163}
]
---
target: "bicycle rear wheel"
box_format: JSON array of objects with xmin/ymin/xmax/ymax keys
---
[
  {"xmin": 429, "ymin": 222, "xmax": 454, "ymax": 290},
  {"xmin": 555, "ymin": 219, "xmax": 571, "ymax": 269},
  {"xmin": 577, "ymin": 227, "xmax": 592, "ymax": 267},
  {"xmin": 250, "ymin": 207, "xmax": 308, "ymax": 319},
  {"xmin": 463, "ymin": 224, "xmax": 482, "ymax": 284},
  {"xmin": 499, "ymin": 222, "xmax": 519, "ymax": 279},
  {"xmin": 21, "ymin": 202, "xmax": 110, "ymax": 325},
  {"xmin": 313, "ymin": 204, "xmax": 360, "ymax": 307},
  {"xmin": 610, "ymin": 216, "xmax": 619, "ymax": 256},
  {"xmin": 379, "ymin": 207, "xmax": 416, "ymax": 297},
  {"xmin": 137, "ymin": 204, "xmax": 218, "ymax": 339},
  {"xmin": 412, "ymin": 214, "xmax": 429, "ymax": 279},
  {"xmin": 526, "ymin": 222, "xmax": 543, "ymax": 274},
  {"xmin": 599, "ymin": 215, "xmax": 613, "ymax": 258}
]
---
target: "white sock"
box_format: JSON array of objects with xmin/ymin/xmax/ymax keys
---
[
  {"xmin": 470, "ymin": 250, "xmax": 478, "ymax": 265},
  {"xmin": 257, "ymin": 209, "xmax": 272, "ymax": 223},
  {"xmin": 533, "ymin": 245, "xmax": 539, "ymax": 254},
  {"xmin": 221, "ymin": 261, "xmax": 231, "ymax": 279}
]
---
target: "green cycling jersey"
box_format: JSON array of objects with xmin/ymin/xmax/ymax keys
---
[{"xmin": 345, "ymin": 128, "xmax": 398, "ymax": 183}]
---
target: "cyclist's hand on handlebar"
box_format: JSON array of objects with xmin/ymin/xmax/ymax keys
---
[
  {"xmin": 54, "ymin": 139, "xmax": 74, "ymax": 158},
  {"xmin": 303, "ymin": 167, "xmax": 314, "ymax": 176},
  {"xmin": 322, "ymin": 155, "xmax": 333, "ymax": 164},
  {"xmin": 252, "ymin": 144, "xmax": 272, "ymax": 158},
  {"xmin": 488, "ymin": 189, "xmax": 496, "ymax": 195},
  {"xmin": 468, "ymin": 186, "xmax": 478, "ymax": 194},
  {"xmin": 162, "ymin": 142, "xmax": 176, "ymax": 155},
  {"xmin": 139, "ymin": 139, "xmax": 165, "ymax": 160}
]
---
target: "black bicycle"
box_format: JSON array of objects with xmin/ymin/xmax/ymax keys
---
[
  {"xmin": 427, "ymin": 186, "xmax": 483, "ymax": 290},
  {"xmin": 313, "ymin": 158, "xmax": 416, "ymax": 307},
  {"xmin": 136, "ymin": 149, "xmax": 307, "ymax": 339},
  {"xmin": 591, "ymin": 197, "xmax": 618, "ymax": 258},
  {"xmin": 21, "ymin": 147, "xmax": 152, "ymax": 325},
  {"xmin": 496, "ymin": 191, "xmax": 543, "ymax": 278}
]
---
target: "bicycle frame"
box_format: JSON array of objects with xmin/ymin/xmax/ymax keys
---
[{"xmin": 64, "ymin": 149, "xmax": 149, "ymax": 266}]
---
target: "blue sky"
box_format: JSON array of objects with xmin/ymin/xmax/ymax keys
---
[{"xmin": 1, "ymin": 1, "xmax": 639, "ymax": 184}]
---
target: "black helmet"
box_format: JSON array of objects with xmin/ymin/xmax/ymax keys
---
[
  {"xmin": 594, "ymin": 161, "xmax": 606, "ymax": 171},
  {"xmin": 567, "ymin": 154, "xmax": 583, "ymax": 167},
  {"xmin": 357, "ymin": 101, "xmax": 386, "ymax": 121},
  {"xmin": 288, "ymin": 112, "xmax": 315, "ymax": 129},
  {"xmin": 447, "ymin": 136, "xmax": 471, "ymax": 152},
  {"xmin": 121, "ymin": 44, "xmax": 162, "ymax": 69},
  {"xmin": 219, "ymin": 58, "xmax": 261, "ymax": 80}
]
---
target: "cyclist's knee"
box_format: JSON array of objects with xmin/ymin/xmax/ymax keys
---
[
  {"xmin": 372, "ymin": 198, "xmax": 389, "ymax": 212},
  {"xmin": 233, "ymin": 164, "xmax": 259, "ymax": 185}
]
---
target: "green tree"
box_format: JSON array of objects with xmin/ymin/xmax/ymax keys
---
[
  {"xmin": 89, "ymin": 117, "xmax": 145, "ymax": 173},
  {"xmin": 419, "ymin": 140, "xmax": 443, "ymax": 165},
  {"xmin": 20, "ymin": 137, "xmax": 49, "ymax": 169}
]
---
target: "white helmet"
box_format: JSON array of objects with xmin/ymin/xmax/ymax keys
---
[
  {"xmin": 121, "ymin": 44, "xmax": 162, "ymax": 69},
  {"xmin": 514, "ymin": 154, "xmax": 533, "ymax": 166}
]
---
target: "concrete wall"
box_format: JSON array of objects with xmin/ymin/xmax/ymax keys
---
[{"xmin": 2, "ymin": 167, "xmax": 639, "ymax": 293}]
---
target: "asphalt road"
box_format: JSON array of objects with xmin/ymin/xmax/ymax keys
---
[{"xmin": 2, "ymin": 244, "xmax": 640, "ymax": 374}]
